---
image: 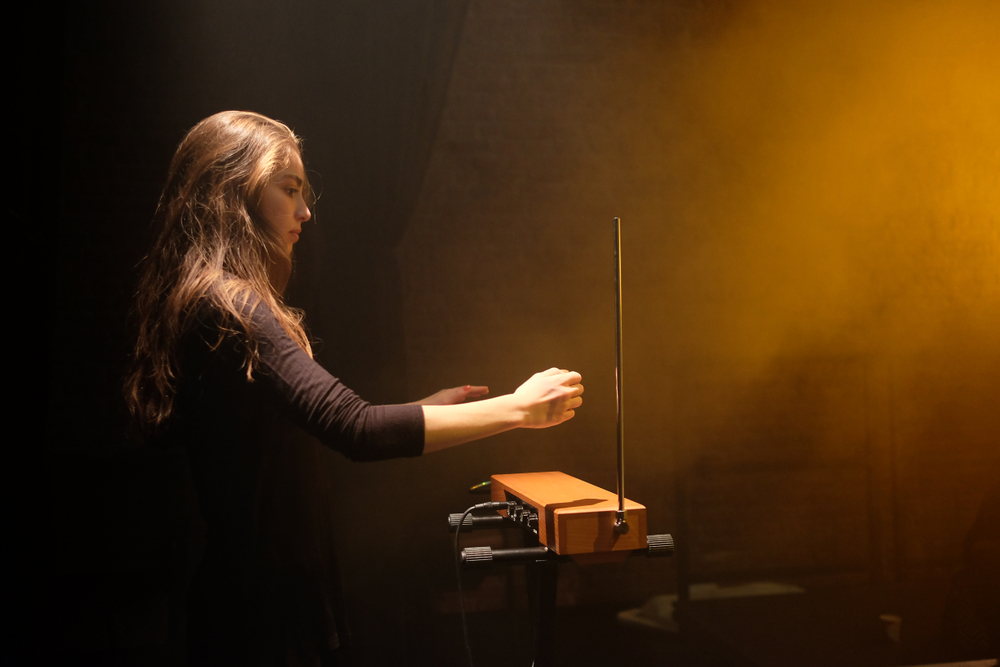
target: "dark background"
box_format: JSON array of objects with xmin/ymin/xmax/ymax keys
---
[{"xmin": 47, "ymin": 1, "xmax": 999, "ymax": 665}]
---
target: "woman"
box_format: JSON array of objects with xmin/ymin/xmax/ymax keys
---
[{"xmin": 125, "ymin": 110, "xmax": 583, "ymax": 665}]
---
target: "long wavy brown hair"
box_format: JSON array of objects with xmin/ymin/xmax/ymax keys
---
[{"xmin": 125, "ymin": 110, "xmax": 314, "ymax": 433}]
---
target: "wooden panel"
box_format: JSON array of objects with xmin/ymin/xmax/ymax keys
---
[{"xmin": 490, "ymin": 471, "xmax": 647, "ymax": 555}]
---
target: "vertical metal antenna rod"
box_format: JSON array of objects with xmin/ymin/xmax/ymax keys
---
[{"xmin": 613, "ymin": 217, "xmax": 628, "ymax": 533}]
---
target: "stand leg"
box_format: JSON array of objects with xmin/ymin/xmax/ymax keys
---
[{"xmin": 528, "ymin": 557, "xmax": 558, "ymax": 667}]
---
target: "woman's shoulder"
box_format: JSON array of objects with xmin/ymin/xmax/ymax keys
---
[
  {"xmin": 201, "ymin": 280, "xmax": 308, "ymax": 356},
  {"xmin": 197, "ymin": 278, "xmax": 276, "ymax": 329}
]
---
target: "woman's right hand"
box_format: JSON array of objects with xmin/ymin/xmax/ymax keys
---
[
  {"xmin": 511, "ymin": 368, "xmax": 584, "ymax": 428},
  {"xmin": 421, "ymin": 368, "xmax": 584, "ymax": 453}
]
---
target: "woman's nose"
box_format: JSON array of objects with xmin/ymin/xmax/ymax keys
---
[{"xmin": 297, "ymin": 201, "xmax": 312, "ymax": 223}]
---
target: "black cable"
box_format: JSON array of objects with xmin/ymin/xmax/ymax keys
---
[{"xmin": 453, "ymin": 501, "xmax": 513, "ymax": 667}]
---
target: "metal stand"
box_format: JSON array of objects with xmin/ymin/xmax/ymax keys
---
[
  {"xmin": 527, "ymin": 556, "xmax": 558, "ymax": 667},
  {"xmin": 455, "ymin": 531, "xmax": 674, "ymax": 667}
]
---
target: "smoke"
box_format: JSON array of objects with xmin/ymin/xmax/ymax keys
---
[
  {"xmin": 636, "ymin": 0, "xmax": 1000, "ymax": 369},
  {"xmin": 397, "ymin": 0, "xmax": 1000, "ymax": 450}
]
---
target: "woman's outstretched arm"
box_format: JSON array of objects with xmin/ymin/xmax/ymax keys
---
[{"xmin": 421, "ymin": 368, "xmax": 584, "ymax": 453}]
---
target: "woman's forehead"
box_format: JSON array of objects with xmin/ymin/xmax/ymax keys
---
[{"xmin": 273, "ymin": 151, "xmax": 305, "ymax": 179}]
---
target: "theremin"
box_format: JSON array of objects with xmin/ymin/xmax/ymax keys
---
[{"xmin": 452, "ymin": 217, "xmax": 673, "ymax": 561}]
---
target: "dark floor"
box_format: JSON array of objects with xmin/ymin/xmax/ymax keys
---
[{"xmin": 33, "ymin": 574, "xmax": 999, "ymax": 666}]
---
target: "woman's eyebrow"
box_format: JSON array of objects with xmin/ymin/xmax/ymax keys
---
[{"xmin": 276, "ymin": 173, "xmax": 304, "ymax": 187}]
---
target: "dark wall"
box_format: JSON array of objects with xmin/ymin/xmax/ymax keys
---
[{"xmin": 49, "ymin": 0, "xmax": 1000, "ymax": 664}]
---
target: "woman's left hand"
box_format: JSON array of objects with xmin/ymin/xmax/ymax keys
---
[{"xmin": 415, "ymin": 385, "xmax": 490, "ymax": 405}]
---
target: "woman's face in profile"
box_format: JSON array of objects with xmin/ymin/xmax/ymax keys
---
[{"xmin": 258, "ymin": 151, "xmax": 311, "ymax": 255}]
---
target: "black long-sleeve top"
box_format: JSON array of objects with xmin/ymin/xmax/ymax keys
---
[{"xmin": 164, "ymin": 295, "xmax": 424, "ymax": 665}]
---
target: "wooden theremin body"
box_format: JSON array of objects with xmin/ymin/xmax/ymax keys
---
[{"xmin": 490, "ymin": 471, "xmax": 647, "ymax": 555}]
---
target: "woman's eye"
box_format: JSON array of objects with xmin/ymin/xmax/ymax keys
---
[{"xmin": 286, "ymin": 188, "xmax": 299, "ymax": 197}]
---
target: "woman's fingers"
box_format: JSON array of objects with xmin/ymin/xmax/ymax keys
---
[
  {"xmin": 562, "ymin": 373, "xmax": 582, "ymax": 390},
  {"xmin": 416, "ymin": 384, "xmax": 491, "ymax": 405},
  {"xmin": 539, "ymin": 369, "xmax": 581, "ymax": 384},
  {"xmin": 463, "ymin": 385, "xmax": 490, "ymax": 400}
]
